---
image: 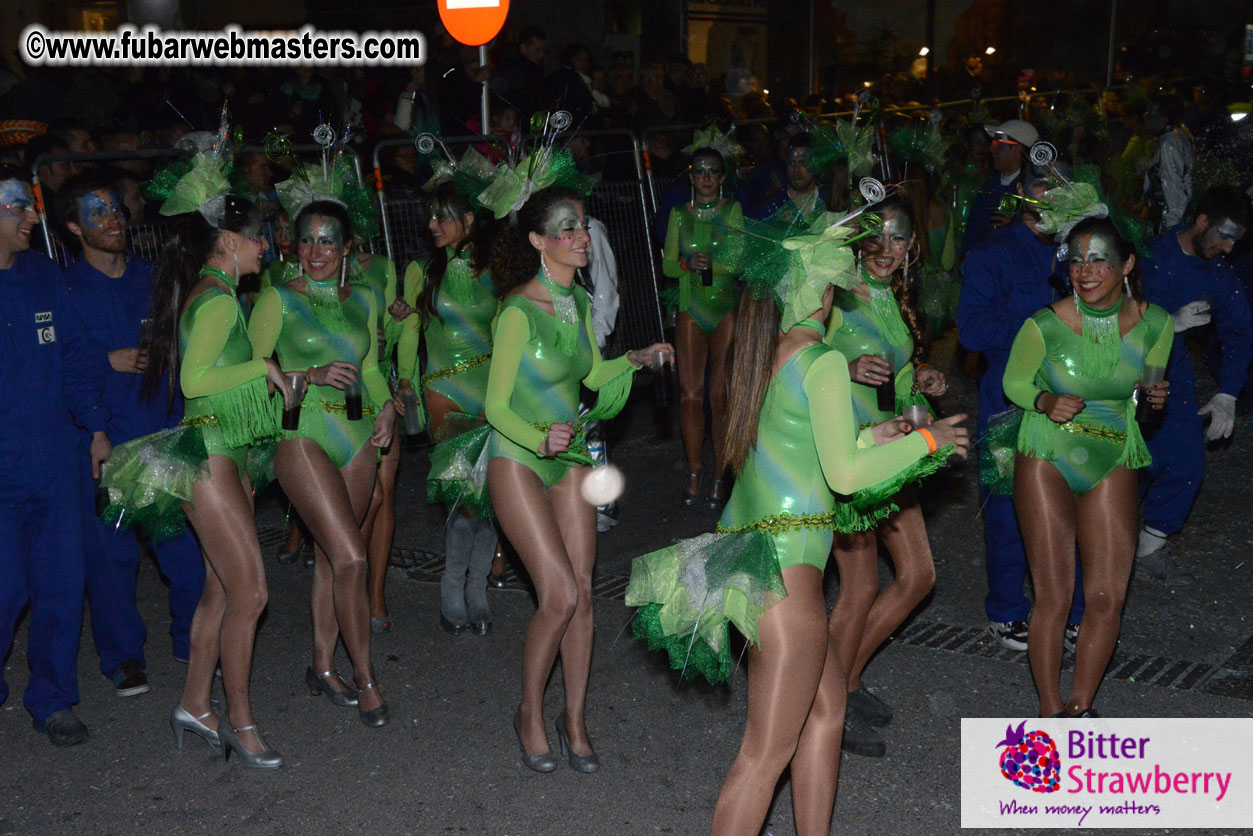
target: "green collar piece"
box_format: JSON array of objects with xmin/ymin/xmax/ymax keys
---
[
  {"xmin": 303, "ymin": 274, "xmax": 354, "ymax": 334},
  {"xmin": 861, "ymin": 270, "xmax": 912, "ymax": 348},
  {"xmin": 536, "ymin": 268, "xmax": 579, "ymax": 354},
  {"xmin": 442, "ymin": 247, "xmax": 478, "ymax": 306},
  {"xmin": 791, "ymin": 317, "xmax": 827, "ymax": 338},
  {"xmin": 1074, "ymin": 293, "xmax": 1124, "ymax": 378},
  {"xmin": 199, "ymin": 264, "xmax": 238, "ymax": 294}
]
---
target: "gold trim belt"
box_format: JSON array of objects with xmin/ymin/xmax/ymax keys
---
[
  {"xmin": 180, "ymin": 414, "xmax": 219, "ymax": 429},
  {"xmin": 322, "ymin": 400, "xmax": 379, "ymax": 417},
  {"xmin": 1058, "ymin": 421, "xmax": 1126, "ymax": 444},
  {"xmin": 717, "ymin": 511, "xmax": 837, "ymax": 537},
  {"xmin": 421, "ymin": 353, "xmax": 491, "ymax": 386}
]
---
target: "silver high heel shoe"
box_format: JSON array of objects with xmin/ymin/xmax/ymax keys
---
[
  {"xmin": 218, "ymin": 721, "xmax": 284, "ymax": 770},
  {"xmin": 555, "ymin": 714, "xmax": 600, "ymax": 773},
  {"xmin": 170, "ymin": 704, "xmax": 221, "ymax": 751},
  {"xmin": 356, "ymin": 682, "xmax": 390, "ymax": 728}
]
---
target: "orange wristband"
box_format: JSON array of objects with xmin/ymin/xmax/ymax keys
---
[{"xmin": 916, "ymin": 427, "xmax": 938, "ymax": 453}]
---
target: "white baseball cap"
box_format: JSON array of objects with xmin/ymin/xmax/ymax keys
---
[{"xmin": 985, "ymin": 119, "xmax": 1039, "ymax": 147}]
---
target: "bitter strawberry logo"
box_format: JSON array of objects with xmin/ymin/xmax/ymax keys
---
[{"xmin": 996, "ymin": 721, "xmax": 1061, "ymax": 793}]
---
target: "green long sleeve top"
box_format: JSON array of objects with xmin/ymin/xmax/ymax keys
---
[
  {"xmin": 179, "ymin": 290, "xmax": 268, "ymax": 399},
  {"xmin": 484, "ymin": 284, "xmax": 636, "ymax": 457}
]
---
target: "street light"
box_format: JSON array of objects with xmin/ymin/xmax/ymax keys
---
[
  {"xmin": 985, "ymin": 46, "xmax": 996, "ymax": 55},
  {"xmin": 919, "ymin": 46, "xmax": 930, "ymax": 56}
]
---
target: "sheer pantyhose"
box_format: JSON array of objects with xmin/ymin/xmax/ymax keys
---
[
  {"xmin": 676, "ymin": 311, "xmax": 735, "ymax": 479},
  {"xmin": 710, "ymin": 565, "xmax": 834, "ymax": 836},
  {"xmin": 1014, "ymin": 457, "xmax": 1137, "ymax": 716},
  {"xmin": 487, "ymin": 458, "xmax": 596, "ymax": 756},
  {"xmin": 276, "ymin": 438, "xmax": 381, "ymax": 711},
  {"xmin": 830, "ymin": 492, "xmax": 936, "ymax": 691},
  {"xmin": 361, "ymin": 440, "xmax": 399, "ymax": 621},
  {"xmin": 180, "ymin": 454, "xmax": 268, "ymax": 752}
]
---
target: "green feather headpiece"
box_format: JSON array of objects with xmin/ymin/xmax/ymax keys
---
[
  {"xmin": 268, "ymin": 125, "xmax": 379, "ymax": 240},
  {"xmin": 148, "ymin": 104, "xmax": 235, "ymax": 226},
  {"xmin": 477, "ymin": 147, "xmax": 592, "ymax": 219}
]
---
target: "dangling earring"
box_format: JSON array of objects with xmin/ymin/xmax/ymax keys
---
[
  {"xmin": 689, "ymin": 180, "xmax": 695, "ymax": 207},
  {"xmin": 340, "ymin": 254, "xmax": 348, "ymax": 287},
  {"xmin": 232, "ymin": 251, "xmax": 240, "ymax": 283},
  {"xmin": 1124, "ymin": 275, "xmax": 1131, "ymax": 299},
  {"xmin": 540, "ymin": 250, "xmax": 550, "ymax": 280}
]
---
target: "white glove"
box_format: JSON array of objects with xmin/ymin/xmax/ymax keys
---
[
  {"xmin": 1172, "ymin": 300, "xmax": 1212, "ymax": 333},
  {"xmin": 1198, "ymin": 393, "xmax": 1237, "ymax": 440}
]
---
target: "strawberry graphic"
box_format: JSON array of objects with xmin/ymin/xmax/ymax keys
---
[{"xmin": 995, "ymin": 721, "xmax": 1061, "ymax": 793}]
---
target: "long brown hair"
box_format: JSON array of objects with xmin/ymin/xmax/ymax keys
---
[
  {"xmin": 722, "ymin": 289, "xmax": 782, "ymax": 475},
  {"xmin": 859, "ymin": 194, "xmax": 925, "ymax": 363}
]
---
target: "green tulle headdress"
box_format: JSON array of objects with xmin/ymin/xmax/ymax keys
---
[
  {"xmin": 887, "ymin": 111, "xmax": 948, "ymax": 173},
  {"xmin": 740, "ymin": 179, "xmax": 888, "ymax": 332},
  {"xmin": 476, "ymin": 110, "xmax": 594, "ymax": 220},
  {"xmin": 419, "ymin": 134, "xmax": 498, "ymax": 204},
  {"xmin": 267, "ymin": 124, "xmax": 379, "ymax": 240},
  {"xmin": 147, "ymin": 103, "xmax": 235, "ymax": 227},
  {"xmin": 682, "ymin": 122, "xmax": 745, "ymax": 189}
]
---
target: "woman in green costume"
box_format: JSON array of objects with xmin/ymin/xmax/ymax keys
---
[
  {"xmin": 486, "ymin": 185, "xmax": 672, "ymax": 773},
  {"xmin": 628, "ymin": 209, "xmax": 969, "ymax": 834},
  {"xmin": 116, "ymin": 175, "xmax": 294, "ymax": 767},
  {"xmin": 1003, "ymin": 217, "xmax": 1170, "ymax": 718},
  {"xmin": 396, "ymin": 181, "xmax": 501, "ymax": 635},
  {"xmin": 249, "ymin": 200, "xmax": 396, "ymax": 728},
  {"xmin": 661, "ymin": 147, "xmax": 744, "ymax": 506},
  {"xmin": 824, "ymin": 194, "xmax": 950, "ymax": 757}
]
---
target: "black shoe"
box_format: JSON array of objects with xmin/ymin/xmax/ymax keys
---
[
  {"xmin": 841, "ymin": 708, "xmax": 885, "ymax": 758},
  {"xmin": 440, "ymin": 614, "xmax": 467, "ymax": 635},
  {"xmin": 470, "ymin": 621, "xmax": 491, "ymax": 636},
  {"xmin": 33, "ymin": 709, "xmax": 89, "ymax": 747},
  {"xmin": 847, "ymin": 683, "xmax": 892, "ymax": 726},
  {"xmin": 111, "ymin": 659, "xmax": 151, "ymax": 697}
]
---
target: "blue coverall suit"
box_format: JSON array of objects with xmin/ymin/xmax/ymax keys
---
[
  {"xmin": 962, "ymin": 172, "xmax": 1021, "ymax": 254},
  {"xmin": 1140, "ymin": 228, "xmax": 1251, "ymax": 535},
  {"xmin": 65, "ymin": 254, "xmax": 205, "ymax": 671},
  {"xmin": 0, "ymin": 250, "xmax": 106, "ymax": 723},
  {"xmin": 957, "ymin": 222, "xmax": 1084, "ymax": 624}
]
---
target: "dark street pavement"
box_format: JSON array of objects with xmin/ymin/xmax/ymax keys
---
[{"xmin": 3, "ymin": 337, "xmax": 1251, "ymax": 836}]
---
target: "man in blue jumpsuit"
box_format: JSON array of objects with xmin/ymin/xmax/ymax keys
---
[
  {"xmin": 0, "ymin": 167, "xmax": 109, "ymax": 746},
  {"xmin": 961, "ymin": 119, "xmax": 1038, "ymax": 254},
  {"xmin": 1137, "ymin": 186, "xmax": 1251, "ymax": 575},
  {"xmin": 957, "ymin": 164, "xmax": 1084, "ymax": 651},
  {"xmin": 58, "ymin": 175, "xmax": 205, "ymax": 695}
]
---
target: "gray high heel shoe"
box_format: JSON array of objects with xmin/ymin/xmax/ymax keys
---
[
  {"xmin": 555, "ymin": 714, "xmax": 600, "ymax": 773},
  {"xmin": 170, "ymin": 704, "xmax": 221, "ymax": 751},
  {"xmin": 513, "ymin": 711, "xmax": 559, "ymax": 773},
  {"xmin": 305, "ymin": 666, "xmax": 359, "ymax": 707},
  {"xmin": 357, "ymin": 682, "xmax": 390, "ymax": 728},
  {"xmin": 219, "ymin": 721, "xmax": 284, "ymax": 770}
]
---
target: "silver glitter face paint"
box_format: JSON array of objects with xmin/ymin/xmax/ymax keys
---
[
  {"xmin": 298, "ymin": 215, "xmax": 345, "ymax": 249},
  {"xmin": 1070, "ymin": 232, "xmax": 1119, "ymax": 267},
  {"xmin": 543, "ymin": 200, "xmax": 587, "ymax": 240},
  {"xmin": 879, "ymin": 213, "xmax": 913, "ymax": 250},
  {"xmin": 1214, "ymin": 220, "xmax": 1246, "ymax": 243}
]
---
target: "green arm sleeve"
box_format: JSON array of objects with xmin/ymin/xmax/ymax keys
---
[
  {"xmin": 483, "ymin": 304, "xmax": 545, "ymax": 454},
  {"xmin": 379, "ymin": 257, "xmax": 402, "ymax": 350},
  {"xmin": 581, "ymin": 295, "xmax": 638, "ymax": 389},
  {"xmin": 1146, "ymin": 310, "xmax": 1174, "ymax": 368},
  {"xmin": 360, "ymin": 289, "xmax": 392, "ymax": 409},
  {"xmin": 1002, "ymin": 317, "xmax": 1048, "ymax": 410},
  {"xmin": 181, "ymin": 293, "xmax": 267, "ymax": 398},
  {"xmin": 247, "ymin": 286, "xmax": 283, "ymax": 364},
  {"xmin": 661, "ymin": 210, "xmax": 683, "ymax": 279},
  {"xmin": 804, "ymin": 349, "xmax": 930, "ymax": 495},
  {"xmin": 712, "ymin": 201, "xmax": 744, "ymax": 277},
  {"xmin": 396, "ymin": 261, "xmax": 424, "ymax": 384}
]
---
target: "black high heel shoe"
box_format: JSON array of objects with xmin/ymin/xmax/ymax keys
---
[
  {"xmin": 356, "ymin": 682, "xmax": 390, "ymax": 728},
  {"xmin": 682, "ymin": 472, "xmax": 701, "ymax": 506},
  {"xmin": 305, "ymin": 666, "xmax": 358, "ymax": 707},
  {"xmin": 555, "ymin": 714, "xmax": 600, "ymax": 773},
  {"xmin": 513, "ymin": 710, "xmax": 559, "ymax": 773},
  {"xmin": 707, "ymin": 478, "xmax": 730, "ymax": 510}
]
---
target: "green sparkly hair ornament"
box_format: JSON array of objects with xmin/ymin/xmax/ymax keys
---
[
  {"xmin": 740, "ymin": 181, "xmax": 888, "ymax": 332},
  {"xmin": 148, "ymin": 103, "xmax": 235, "ymax": 227},
  {"xmin": 269, "ymin": 123, "xmax": 379, "ymax": 240},
  {"xmin": 476, "ymin": 110, "xmax": 594, "ymax": 219},
  {"xmin": 887, "ymin": 112, "xmax": 947, "ymax": 172},
  {"xmin": 419, "ymin": 135, "xmax": 497, "ymax": 206}
]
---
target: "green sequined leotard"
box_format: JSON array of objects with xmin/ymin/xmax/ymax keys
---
[
  {"xmin": 824, "ymin": 281, "xmax": 928, "ymax": 427},
  {"xmin": 662, "ymin": 201, "xmax": 745, "ymax": 335},
  {"xmin": 1003, "ymin": 301, "xmax": 1173, "ymax": 494},
  {"xmin": 720, "ymin": 329, "xmax": 933, "ymax": 572},
  {"xmin": 249, "ymin": 280, "xmax": 392, "ymax": 469},
  {"xmin": 398, "ymin": 252, "xmax": 497, "ymax": 416},
  {"xmin": 180, "ymin": 287, "xmax": 273, "ymax": 470},
  {"xmin": 484, "ymin": 283, "xmax": 636, "ymax": 487}
]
